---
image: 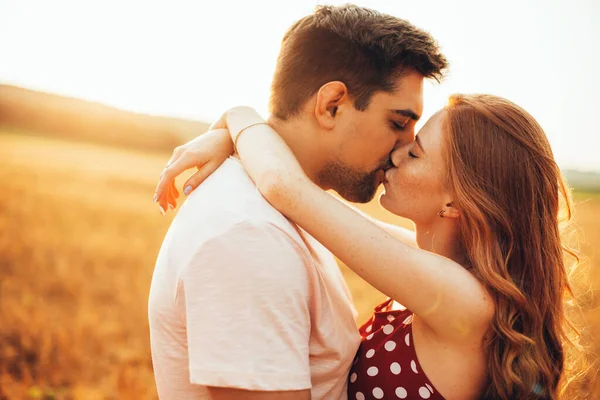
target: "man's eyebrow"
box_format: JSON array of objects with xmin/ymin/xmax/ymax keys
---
[
  {"xmin": 392, "ymin": 109, "xmax": 420, "ymax": 121},
  {"xmin": 415, "ymin": 135, "xmax": 426, "ymax": 154}
]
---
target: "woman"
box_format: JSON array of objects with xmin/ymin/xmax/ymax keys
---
[{"xmin": 154, "ymin": 94, "xmax": 580, "ymax": 399}]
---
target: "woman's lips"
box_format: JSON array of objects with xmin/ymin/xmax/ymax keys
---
[{"xmin": 384, "ymin": 168, "xmax": 392, "ymax": 183}]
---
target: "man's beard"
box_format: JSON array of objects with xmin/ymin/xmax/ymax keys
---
[{"xmin": 317, "ymin": 160, "xmax": 382, "ymax": 203}]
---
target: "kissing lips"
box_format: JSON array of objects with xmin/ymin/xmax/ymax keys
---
[
  {"xmin": 376, "ymin": 169, "xmax": 386, "ymax": 186},
  {"xmin": 383, "ymin": 168, "xmax": 393, "ymax": 187}
]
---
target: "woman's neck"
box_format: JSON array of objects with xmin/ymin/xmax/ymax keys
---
[{"xmin": 415, "ymin": 221, "xmax": 467, "ymax": 267}]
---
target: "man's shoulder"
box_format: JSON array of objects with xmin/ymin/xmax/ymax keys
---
[{"xmin": 170, "ymin": 158, "xmax": 307, "ymax": 249}]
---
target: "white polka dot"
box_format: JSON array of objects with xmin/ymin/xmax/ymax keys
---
[
  {"xmin": 366, "ymin": 333, "xmax": 374, "ymax": 340},
  {"xmin": 355, "ymin": 392, "xmax": 365, "ymax": 400},
  {"xmin": 350, "ymin": 373, "xmax": 357, "ymax": 383},
  {"xmin": 411, "ymin": 360, "xmax": 419, "ymax": 374},
  {"xmin": 426, "ymin": 383, "xmax": 433, "ymax": 393},
  {"xmin": 367, "ymin": 366, "xmax": 379, "ymax": 376},
  {"xmin": 419, "ymin": 386, "xmax": 431, "ymax": 398},
  {"xmin": 384, "ymin": 340, "xmax": 397, "ymax": 351},
  {"xmin": 382, "ymin": 324, "xmax": 394, "ymax": 334},
  {"xmin": 387, "ymin": 314, "xmax": 395, "ymax": 322},
  {"xmin": 405, "ymin": 333, "xmax": 411, "ymax": 346},
  {"xmin": 403, "ymin": 315, "xmax": 413, "ymax": 325},
  {"xmin": 366, "ymin": 349, "xmax": 375, "ymax": 358},
  {"xmin": 395, "ymin": 387, "xmax": 408, "ymax": 398},
  {"xmin": 365, "ymin": 325, "xmax": 372, "ymax": 333},
  {"xmin": 390, "ymin": 362, "xmax": 401, "ymax": 375},
  {"xmin": 372, "ymin": 387, "xmax": 384, "ymax": 399}
]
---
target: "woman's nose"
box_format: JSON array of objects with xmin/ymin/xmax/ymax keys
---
[{"xmin": 390, "ymin": 147, "xmax": 403, "ymax": 167}]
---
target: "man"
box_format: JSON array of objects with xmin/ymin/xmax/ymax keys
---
[{"xmin": 149, "ymin": 4, "xmax": 447, "ymax": 399}]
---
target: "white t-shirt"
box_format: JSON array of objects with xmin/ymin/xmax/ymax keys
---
[{"xmin": 148, "ymin": 157, "xmax": 361, "ymax": 399}]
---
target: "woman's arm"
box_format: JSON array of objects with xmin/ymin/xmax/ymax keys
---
[
  {"xmin": 227, "ymin": 107, "xmax": 493, "ymax": 341},
  {"xmin": 333, "ymin": 196, "xmax": 417, "ymax": 247}
]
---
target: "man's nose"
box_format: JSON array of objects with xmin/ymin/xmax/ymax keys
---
[{"xmin": 396, "ymin": 128, "xmax": 416, "ymax": 147}]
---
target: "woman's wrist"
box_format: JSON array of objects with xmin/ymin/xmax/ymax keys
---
[{"xmin": 224, "ymin": 106, "xmax": 265, "ymax": 144}]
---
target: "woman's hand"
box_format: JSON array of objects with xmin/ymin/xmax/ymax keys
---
[
  {"xmin": 153, "ymin": 128, "xmax": 233, "ymax": 213},
  {"xmin": 153, "ymin": 105, "xmax": 309, "ymax": 215}
]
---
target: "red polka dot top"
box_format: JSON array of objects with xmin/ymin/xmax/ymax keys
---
[{"xmin": 348, "ymin": 298, "xmax": 446, "ymax": 400}]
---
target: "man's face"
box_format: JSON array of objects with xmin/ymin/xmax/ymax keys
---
[{"xmin": 318, "ymin": 70, "xmax": 424, "ymax": 203}]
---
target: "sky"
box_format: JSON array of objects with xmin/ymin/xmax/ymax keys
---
[{"xmin": 1, "ymin": 0, "xmax": 599, "ymax": 171}]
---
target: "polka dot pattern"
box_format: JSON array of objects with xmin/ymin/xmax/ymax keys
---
[
  {"xmin": 396, "ymin": 387, "xmax": 408, "ymax": 398},
  {"xmin": 384, "ymin": 340, "xmax": 397, "ymax": 351},
  {"xmin": 348, "ymin": 298, "xmax": 445, "ymax": 400},
  {"xmin": 419, "ymin": 386, "xmax": 432, "ymax": 398},
  {"xmin": 373, "ymin": 387, "xmax": 384, "ymax": 399},
  {"xmin": 411, "ymin": 360, "xmax": 419, "ymax": 374},
  {"xmin": 382, "ymin": 324, "xmax": 394, "ymax": 335}
]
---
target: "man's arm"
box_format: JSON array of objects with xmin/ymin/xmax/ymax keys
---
[{"xmin": 181, "ymin": 219, "xmax": 313, "ymax": 394}]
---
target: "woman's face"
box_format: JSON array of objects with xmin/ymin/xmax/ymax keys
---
[{"xmin": 379, "ymin": 111, "xmax": 451, "ymax": 225}]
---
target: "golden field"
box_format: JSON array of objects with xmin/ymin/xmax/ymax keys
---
[{"xmin": 0, "ymin": 132, "xmax": 598, "ymax": 399}]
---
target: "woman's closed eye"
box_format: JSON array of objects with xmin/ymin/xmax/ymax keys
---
[{"xmin": 408, "ymin": 149, "xmax": 418, "ymax": 158}]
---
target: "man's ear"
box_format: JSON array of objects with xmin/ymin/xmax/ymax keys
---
[{"xmin": 314, "ymin": 81, "xmax": 349, "ymax": 130}]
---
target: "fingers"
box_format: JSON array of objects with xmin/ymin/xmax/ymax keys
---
[
  {"xmin": 154, "ymin": 149, "xmax": 209, "ymax": 214},
  {"xmin": 172, "ymin": 180, "xmax": 180, "ymax": 199},
  {"xmin": 166, "ymin": 182, "xmax": 178, "ymax": 211},
  {"xmin": 155, "ymin": 182, "xmax": 175, "ymax": 215},
  {"xmin": 158, "ymin": 187, "xmax": 169, "ymax": 215},
  {"xmin": 182, "ymin": 160, "xmax": 222, "ymax": 196},
  {"xmin": 154, "ymin": 149, "xmax": 181, "ymax": 203},
  {"xmin": 154, "ymin": 149, "xmax": 199, "ymax": 204},
  {"xmin": 166, "ymin": 146, "xmax": 185, "ymax": 168}
]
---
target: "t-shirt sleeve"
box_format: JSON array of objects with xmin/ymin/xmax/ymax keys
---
[{"xmin": 180, "ymin": 220, "xmax": 312, "ymax": 391}]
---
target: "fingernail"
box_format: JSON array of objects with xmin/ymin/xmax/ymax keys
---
[
  {"xmin": 168, "ymin": 204, "xmax": 175, "ymax": 210},
  {"xmin": 153, "ymin": 193, "xmax": 158, "ymax": 203},
  {"xmin": 159, "ymin": 206, "xmax": 165, "ymax": 216},
  {"xmin": 184, "ymin": 186, "xmax": 192, "ymax": 196}
]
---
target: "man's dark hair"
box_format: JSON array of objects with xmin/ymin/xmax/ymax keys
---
[{"xmin": 269, "ymin": 4, "xmax": 448, "ymax": 120}]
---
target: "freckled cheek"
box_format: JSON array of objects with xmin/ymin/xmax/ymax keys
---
[{"xmin": 390, "ymin": 162, "xmax": 420, "ymax": 187}]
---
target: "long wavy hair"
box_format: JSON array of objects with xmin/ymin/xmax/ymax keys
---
[{"xmin": 442, "ymin": 94, "xmax": 584, "ymax": 399}]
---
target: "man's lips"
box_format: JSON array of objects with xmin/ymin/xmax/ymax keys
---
[{"xmin": 376, "ymin": 169, "xmax": 386, "ymax": 184}]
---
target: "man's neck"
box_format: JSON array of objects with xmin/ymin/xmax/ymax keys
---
[{"xmin": 266, "ymin": 115, "xmax": 326, "ymax": 188}]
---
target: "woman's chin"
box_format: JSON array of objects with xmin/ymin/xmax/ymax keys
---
[
  {"xmin": 378, "ymin": 191, "xmax": 393, "ymax": 212},
  {"xmin": 379, "ymin": 190, "xmax": 407, "ymax": 218}
]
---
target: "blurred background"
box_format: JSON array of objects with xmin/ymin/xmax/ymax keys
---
[{"xmin": 0, "ymin": 0, "xmax": 598, "ymax": 398}]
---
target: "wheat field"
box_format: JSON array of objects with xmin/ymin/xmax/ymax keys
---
[{"xmin": 1, "ymin": 132, "xmax": 598, "ymax": 399}]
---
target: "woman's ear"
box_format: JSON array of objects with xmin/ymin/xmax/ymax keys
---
[
  {"xmin": 314, "ymin": 81, "xmax": 348, "ymax": 130},
  {"xmin": 442, "ymin": 202, "xmax": 460, "ymax": 219}
]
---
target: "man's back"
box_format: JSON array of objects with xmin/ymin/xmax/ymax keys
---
[{"xmin": 148, "ymin": 158, "xmax": 360, "ymax": 399}]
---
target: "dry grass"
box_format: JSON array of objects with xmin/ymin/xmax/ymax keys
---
[{"xmin": 0, "ymin": 132, "xmax": 598, "ymax": 399}]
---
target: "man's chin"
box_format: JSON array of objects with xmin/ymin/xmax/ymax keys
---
[
  {"xmin": 337, "ymin": 185, "xmax": 378, "ymax": 203},
  {"xmin": 320, "ymin": 165, "xmax": 382, "ymax": 203}
]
